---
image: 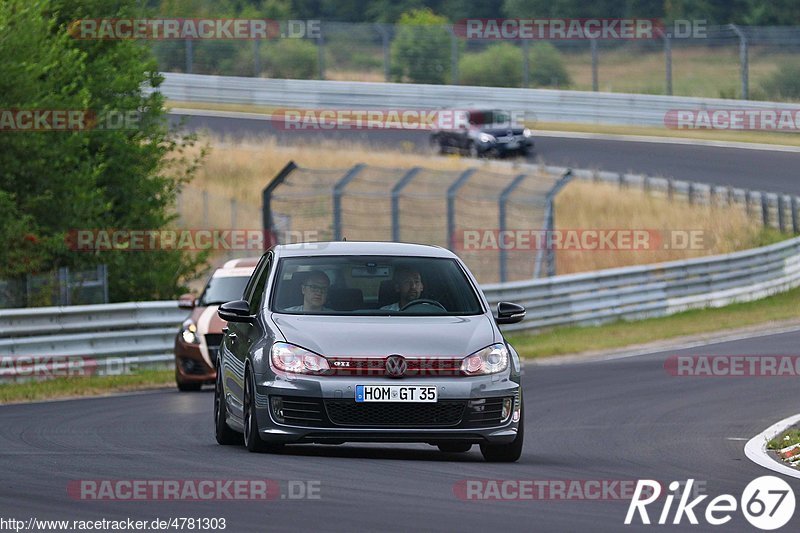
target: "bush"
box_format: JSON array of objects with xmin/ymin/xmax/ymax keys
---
[
  {"xmin": 761, "ymin": 63, "xmax": 800, "ymax": 101},
  {"xmin": 529, "ymin": 42, "xmax": 571, "ymax": 88},
  {"xmin": 459, "ymin": 43, "xmax": 523, "ymax": 88},
  {"xmin": 390, "ymin": 9, "xmax": 451, "ymax": 84},
  {"xmin": 265, "ymin": 39, "xmax": 318, "ymax": 79}
]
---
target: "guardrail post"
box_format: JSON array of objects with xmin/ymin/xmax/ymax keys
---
[
  {"xmin": 262, "ymin": 161, "xmax": 297, "ymax": 248},
  {"xmin": 792, "ymin": 197, "xmax": 799, "ymax": 234},
  {"xmin": 447, "ymin": 169, "xmax": 477, "ymax": 250},
  {"xmin": 498, "ymin": 174, "xmax": 527, "ymax": 283},
  {"xmin": 333, "ymin": 164, "xmax": 366, "ymax": 241},
  {"xmin": 688, "ymin": 183, "xmax": 694, "ymax": 205},
  {"xmin": 710, "ymin": 185, "xmax": 717, "ymax": 206},
  {"xmin": 590, "ymin": 39, "xmax": 598, "ymax": 91},
  {"xmin": 761, "ymin": 193, "xmax": 770, "ymax": 228},
  {"xmin": 778, "ymin": 195, "xmax": 787, "ymax": 233},
  {"xmin": 391, "ymin": 167, "xmax": 421, "ymax": 242},
  {"xmin": 667, "ymin": 179, "xmax": 674, "ymax": 201},
  {"xmin": 618, "ymin": 173, "xmax": 625, "ymax": 189},
  {"xmin": 745, "ymin": 190, "xmax": 752, "ymax": 216}
]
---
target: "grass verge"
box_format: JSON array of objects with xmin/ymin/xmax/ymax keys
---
[
  {"xmin": 768, "ymin": 429, "xmax": 800, "ymax": 451},
  {"xmin": 508, "ymin": 285, "xmax": 800, "ymax": 359},
  {"xmin": 0, "ymin": 369, "xmax": 174, "ymax": 405}
]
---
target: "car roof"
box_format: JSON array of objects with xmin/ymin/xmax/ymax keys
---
[
  {"xmin": 212, "ymin": 257, "xmax": 260, "ymax": 278},
  {"xmin": 274, "ymin": 241, "xmax": 455, "ymax": 259}
]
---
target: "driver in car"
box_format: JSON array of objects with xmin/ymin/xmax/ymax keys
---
[
  {"xmin": 380, "ymin": 267, "xmax": 424, "ymax": 311},
  {"xmin": 284, "ymin": 270, "xmax": 333, "ymax": 312}
]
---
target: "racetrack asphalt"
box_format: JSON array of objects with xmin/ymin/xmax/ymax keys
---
[
  {"xmin": 2, "ymin": 330, "xmax": 800, "ymax": 531},
  {"xmin": 169, "ymin": 112, "xmax": 800, "ymax": 195}
]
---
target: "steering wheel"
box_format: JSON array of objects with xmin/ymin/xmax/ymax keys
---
[{"xmin": 400, "ymin": 299, "xmax": 446, "ymax": 311}]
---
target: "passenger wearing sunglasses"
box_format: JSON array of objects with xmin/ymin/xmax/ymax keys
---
[{"xmin": 284, "ymin": 271, "xmax": 332, "ymax": 312}]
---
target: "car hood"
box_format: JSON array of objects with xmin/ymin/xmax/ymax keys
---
[
  {"xmin": 188, "ymin": 305, "xmax": 227, "ymax": 335},
  {"xmin": 271, "ymin": 314, "xmax": 496, "ymax": 357}
]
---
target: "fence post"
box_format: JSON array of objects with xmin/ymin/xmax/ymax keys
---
[
  {"xmin": 534, "ymin": 170, "xmax": 573, "ymax": 278},
  {"xmin": 185, "ymin": 39, "xmax": 193, "ymax": 74},
  {"xmin": 317, "ymin": 24, "xmax": 326, "ymax": 80},
  {"xmin": 792, "ymin": 196, "xmax": 799, "ymax": 234},
  {"xmin": 333, "ymin": 164, "xmax": 366, "ymax": 241},
  {"xmin": 761, "ymin": 193, "xmax": 769, "ymax": 228},
  {"xmin": 688, "ymin": 183, "xmax": 694, "ymax": 205},
  {"xmin": 522, "ymin": 40, "xmax": 530, "ymax": 87},
  {"xmin": 664, "ymin": 33, "xmax": 672, "ymax": 95},
  {"xmin": 58, "ymin": 267, "xmax": 69, "ymax": 306},
  {"xmin": 446, "ymin": 169, "xmax": 477, "ymax": 250},
  {"xmin": 778, "ymin": 195, "xmax": 786, "ymax": 233},
  {"xmin": 667, "ymin": 179, "xmax": 674, "ymax": 201},
  {"xmin": 253, "ymin": 38, "xmax": 261, "ymax": 76},
  {"xmin": 450, "ymin": 26, "xmax": 459, "ymax": 85},
  {"xmin": 375, "ymin": 23, "xmax": 391, "ymax": 82},
  {"xmin": 590, "ymin": 39, "xmax": 599, "ymax": 91},
  {"xmin": 391, "ymin": 167, "xmax": 421, "ymax": 242},
  {"xmin": 262, "ymin": 161, "xmax": 298, "ymax": 248},
  {"xmin": 745, "ymin": 190, "xmax": 752, "ymax": 216},
  {"xmin": 100, "ymin": 264, "xmax": 109, "ymax": 304},
  {"xmin": 498, "ymin": 174, "xmax": 527, "ymax": 283},
  {"xmin": 729, "ymin": 24, "xmax": 749, "ymax": 99}
]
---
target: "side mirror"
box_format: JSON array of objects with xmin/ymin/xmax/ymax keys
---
[
  {"xmin": 495, "ymin": 302, "xmax": 526, "ymax": 325},
  {"xmin": 218, "ymin": 300, "xmax": 255, "ymax": 323},
  {"xmin": 178, "ymin": 293, "xmax": 196, "ymax": 310}
]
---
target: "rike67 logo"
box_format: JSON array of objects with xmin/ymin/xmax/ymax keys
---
[{"xmin": 625, "ymin": 477, "xmax": 796, "ymax": 530}]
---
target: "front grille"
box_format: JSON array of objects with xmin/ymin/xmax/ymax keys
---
[
  {"xmin": 277, "ymin": 397, "xmax": 326, "ymax": 426},
  {"xmin": 324, "ymin": 400, "xmax": 466, "ymax": 427},
  {"xmin": 205, "ymin": 334, "xmax": 223, "ymax": 365},
  {"xmin": 464, "ymin": 397, "xmax": 507, "ymax": 427}
]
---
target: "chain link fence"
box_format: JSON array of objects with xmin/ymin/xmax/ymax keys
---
[
  {"xmin": 152, "ymin": 23, "xmax": 800, "ymax": 100},
  {"xmin": 0, "ymin": 266, "xmax": 108, "ymax": 309}
]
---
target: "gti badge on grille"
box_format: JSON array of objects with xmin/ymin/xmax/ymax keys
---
[{"xmin": 385, "ymin": 355, "xmax": 407, "ymax": 378}]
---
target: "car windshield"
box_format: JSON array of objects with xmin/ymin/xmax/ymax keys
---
[
  {"xmin": 271, "ymin": 256, "xmax": 483, "ymax": 316},
  {"xmin": 469, "ymin": 110, "xmax": 512, "ymax": 126},
  {"xmin": 198, "ymin": 275, "xmax": 250, "ymax": 306}
]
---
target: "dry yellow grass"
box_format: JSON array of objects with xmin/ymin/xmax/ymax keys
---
[
  {"xmin": 175, "ymin": 136, "xmax": 773, "ymax": 282},
  {"xmin": 554, "ymin": 180, "xmax": 767, "ymax": 274}
]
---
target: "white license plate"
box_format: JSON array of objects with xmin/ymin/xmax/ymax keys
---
[{"xmin": 355, "ymin": 385, "xmax": 437, "ymax": 402}]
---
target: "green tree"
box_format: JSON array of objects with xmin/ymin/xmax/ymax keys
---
[
  {"xmin": 390, "ymin": 8, "xmax": 452, "ymax": 84},
  {"xmin": 0, "ymin": 0, "xmax": 207, "ymax": 302},
  {"xmin": 459, "ymin": 43, "xmax": 523, "ymax": 88}
]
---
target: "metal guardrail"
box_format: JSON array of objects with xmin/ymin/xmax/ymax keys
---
[
  {"xmin": 2, "ymin": 234, "xmax": 800, "ymax": 374},
  {"xmin": 157, "ymin": 72, "xmax": 798, "ymax": 127}
]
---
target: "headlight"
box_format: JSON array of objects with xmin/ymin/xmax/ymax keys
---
[
  {"xmin": 270, "ymin": 342, "xmax": 330, "ymax": 375},
  {"xmin": 461, "ymin": 343, "xmax": 509, "ymax": 375},
  {"xmin": 523, "ymin": 128, "xmax": 533, "ymax": 137},
  {"xmin": 478, "ymin": 133, "xmax": 495, "ymax": 143},
  {"xmin": 180, "ymin": 322, "xmax": 199, "ymax": 344}
]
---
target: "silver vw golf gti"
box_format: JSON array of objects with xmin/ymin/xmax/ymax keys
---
[{"xmin": 214, "ymin": 242, "xmax": 526, "ymax": 462}]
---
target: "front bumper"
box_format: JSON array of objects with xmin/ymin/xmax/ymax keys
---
[
  {"xmin": 174, "ymin": 338, "xmax": 215, "ymax": 384},
  {"xmin": 252, "ymin": 373, "xmax": 521, "ymax": 445}
]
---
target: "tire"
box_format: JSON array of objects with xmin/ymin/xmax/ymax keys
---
[
  {"xmin": 480, "ymin": 407, "xmax": 524, "ymax": 462},
  {"xmin": 437, "ymin": 442, "xmax": 472, "ymax": 453},
  {"xmin": 243, "ymin": 369, "xmax": 283, "ymax": 453},
  {"xmin": 214, "ymin": 363, "xmax": 241, "ymax": 445}
]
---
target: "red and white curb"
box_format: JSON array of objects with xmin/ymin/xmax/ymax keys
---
[{"xmin": 744, "ymin": 413, "xmax": 800, "ymax": 480}]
